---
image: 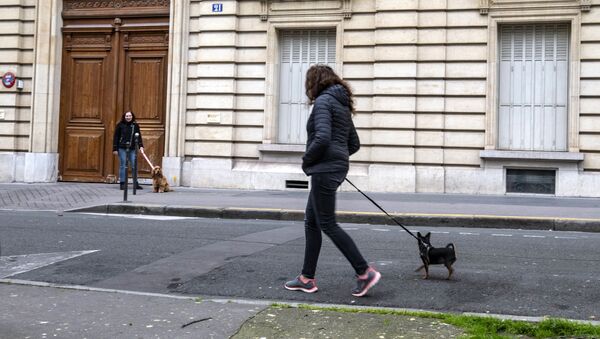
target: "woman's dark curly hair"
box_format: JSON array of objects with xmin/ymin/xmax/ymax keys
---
[{"xmin": 305, "ymin": 64, "xmax": 355, "ymax": 114}]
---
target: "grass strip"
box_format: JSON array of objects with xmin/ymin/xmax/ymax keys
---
[{"xmin": 270, "ymin": 303, "xmax": 600, "ymax": 338}]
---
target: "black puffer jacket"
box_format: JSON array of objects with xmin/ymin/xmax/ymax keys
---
[
  {"xmin": 302, "ymin": 84, "xmax": 360, "ymax": 175},
  {"xmin": 113, "ymin": 121, "xmax": 144, "ymax": 151}
]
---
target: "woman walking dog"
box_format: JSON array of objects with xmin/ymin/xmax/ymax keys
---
[
  {"xmin": 284, "ymin": 65, "xmax": 381, "ymax": 297},
  {"xmin": 113, "ymin": 111, "xmax": 144, "ymax": 190}
]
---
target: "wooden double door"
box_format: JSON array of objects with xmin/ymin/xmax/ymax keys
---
[{"xmin": 59, "ymin": 10, "xmax": 169, "ymax": 182}]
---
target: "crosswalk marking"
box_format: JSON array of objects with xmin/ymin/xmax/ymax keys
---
[
  {"xmin": 0, "ymin": 250, "xmax": 98, "ymax": 279},
  {"xmin": 81, "ymin": 213, "xmax": 195, "ymax": 221}
]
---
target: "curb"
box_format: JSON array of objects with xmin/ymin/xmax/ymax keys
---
[{"xmin": 69, "ymin": 203, "xmax": 600, "ymax": 232}]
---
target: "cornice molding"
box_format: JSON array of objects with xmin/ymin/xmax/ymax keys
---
[
  {"xmin": 64, "ymin": 0, "xmax": 170, "ymax": 10},
  {"xmin": 479, "ymin": 0, "xmax": 591, "ymax": 15},
  {"xmin": 260, "ymin": 0, "xmax": 352, "ymax": 21}
]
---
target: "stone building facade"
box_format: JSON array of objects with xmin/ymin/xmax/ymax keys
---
[{"xmin": 1, "ymin": 0, "xmax": 600, "ymax": 196}]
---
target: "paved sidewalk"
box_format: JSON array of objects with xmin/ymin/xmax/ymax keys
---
[
  {"xmin": 0, "ymin": 280, "xmax": 470, "ymax": 339},
  {"xmin": 2, "ymin": 182, "xmax": 600, "ymax": 231}
]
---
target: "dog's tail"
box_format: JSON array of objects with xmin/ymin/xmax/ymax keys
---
[{"xmin": 447, "ymin": 243, "xmax": 457, "ymax": 259}]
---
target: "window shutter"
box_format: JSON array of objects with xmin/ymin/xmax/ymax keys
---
[
  {"xmin": 498, "ymin": 23, "xmax": 569, "ymax": 151},
  {"xmin": 278, "ymin": 30, "xmax": 336, "ymax": 144}
]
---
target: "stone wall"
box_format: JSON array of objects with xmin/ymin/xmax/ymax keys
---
[{"xmin": 0, "ymin": 0, "xmax": 34, "ymax": 153}]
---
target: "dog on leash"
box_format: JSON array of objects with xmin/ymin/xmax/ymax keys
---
[
  {"xmin": 415, "ymin": 232, "xmax": 456, "ymax": 280},
  {"xmin": 151, "ymin": 166, "xmax": 171, "ymax": 193}
]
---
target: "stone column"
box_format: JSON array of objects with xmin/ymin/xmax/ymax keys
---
[
  {"xmin": 27, "ymin": 0, "xmax": 62, "ymax": 182},
  {"xmin": 163, "ymin": 0, "xmax": 190, "ymax": 186}
]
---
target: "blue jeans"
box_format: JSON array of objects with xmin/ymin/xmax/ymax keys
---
[
  {"xmin": 118, "ymin": 148, "xmax": 138, "ymax": 184},
  {"xmin": 301, "ymin": 170, "xmax": 368, "ymax": 279}
]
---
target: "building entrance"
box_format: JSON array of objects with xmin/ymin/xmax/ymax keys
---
[{"xmin": 58, "ymin": 1, "xmax": 170, "ymax": 182}]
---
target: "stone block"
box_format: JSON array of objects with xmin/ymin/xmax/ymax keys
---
[
  {"xmin": 418, "ymin": 12, "xmax": 447, "ymax": 27},
  {"xmin": 373, "ymin": 79, "xmax": 415, "ymax": 95},
  {"xmin": 416, "ymin": 166, "xmax": 444, "ymax": 192},
  {"xmin": 416, "ymin": 131, "xmax": 443, "ymax": 146},
  {"xmin": 371, "ymin": 113, "xmax": 415, "ymax": 129},
  {"xmin": 375, "ymin": 28, "xmax": 416, "ymax": 44},
  {"xmin": 367, "ymin": 164, "xmax": 416, "ymax": 192},
  {"xmin": 375, "ymin": 45, "xmax": 416, "ymax": 61},
  {"xmin": 343, "ymin": 46, "xmax": 374, "ymax": 62},
  {"xmin": 415, "ymin": 148, "xmax": 443, "ymax": 164},
  {"xmin": 371, "ymin": 146, "xmax": 414, "ymax": 163},
  {"xmin": 374, "ymin": 62, "xmax": 416, "ymax": 78},
  {"xmin": 376, "ymin": 12, "xmax": 417, "ymax": 28},
  {"xmin": 23, "ymin": 152, "xmax": 58, "ymax": 183},
  {"xmin": 371, "ymin": 130, "xmax": 415, "ymax": 146},
  {"xmin": 161, "ymin": 156, "xmax": 183, "ymax": 187},
  {"xmin": 418, "ymin": 29, "xmax": 446, "ymax": 44},
  {"xmin": 345, "ymin": 31, "xmax": 374, "ymax": 46},
  {"xmin": 416, "ymin": 113, "xmax": 443, "ymax": 129}
]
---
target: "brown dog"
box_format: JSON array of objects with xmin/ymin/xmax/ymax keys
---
[{"xmin": 151, "ymin": 166, "xmax": 171, "ymax": 193}]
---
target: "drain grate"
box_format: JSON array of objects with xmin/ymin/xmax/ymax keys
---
[{"xmin": 286, "ymin": 180, "xmax": 308, "ymax": 189}]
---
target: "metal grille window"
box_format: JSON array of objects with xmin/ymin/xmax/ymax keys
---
[
  {"xmin": 498, "ymin": 23, "xmax": 569, "ymax": 151},
  {"xmin": 278, "ymin": 29, "xmax": 336, "ymax": 144}
]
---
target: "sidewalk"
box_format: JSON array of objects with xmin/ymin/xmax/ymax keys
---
[
  {"xmin": 0, "ymin": 280, "xmax": 469, "ymax": 339},
  {"xmin": 2, "ymin": 182, "xmax": 600, "ymax": 232}
]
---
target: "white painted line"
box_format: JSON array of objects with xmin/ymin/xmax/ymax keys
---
[
  {"xmin": 341, "ymin": 227, "xmax": 359, "ymax": 231},
  {"xmin": 372, "ymin": 228, "xmax": 389, "ymax": 232},
  {"xmin": 430, "ymin": 231, "xmax": 449, "ymax": 234},
  {"xmin": 81, "ymin": 213, "xmax": 195, "ymax": 221},
  {"xmin": 460, "ymin": 232, "xmax": 480, "ymax": 236},
  {"xmin": 0, "ymin": 250, "xmax": 99, "ymax": 279},
  {"xmin": 554, "ymin": 236, "xmax": 578, "ymax": 239},
  {"xmin": 523, "ymin": 235, "xmax": 545, "ymax": 238},
  {"xmin": 491, "ymin": 234, "xmax": 513, "ymax": 237}
]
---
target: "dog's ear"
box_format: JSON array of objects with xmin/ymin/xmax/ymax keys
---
[
  {"xmin": 417, "ymin": 232, "xmax": 422, "ymax": 238},
  {"xmin": 425, "ymin": 232, "xmax": 431, "ymax": 241}
]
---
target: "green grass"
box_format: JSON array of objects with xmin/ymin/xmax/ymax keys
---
[{"xmin": 270, "ymin": 303, "xmax": 600, "ymax": 338}]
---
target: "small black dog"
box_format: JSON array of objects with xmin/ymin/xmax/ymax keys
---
[{"xmin": 415, "ymin": 232, "xmax": 457, "ymax": 280}]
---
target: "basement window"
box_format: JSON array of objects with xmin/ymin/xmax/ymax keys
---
[
  {"xmin": 286, "ymin": 180, "xmax": 308, "ymax": 189},
  {"xmin": 506, "ymin": 169, "xmax": 556, "ymax": 194}
]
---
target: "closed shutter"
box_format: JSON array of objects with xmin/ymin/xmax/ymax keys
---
[
  {"xmin": 278, "ymin": 30, "xmax": 336, "ymax": 144},
  {"xmin": 498, "ymin": 23, "xmax": 569, "ymax": 151}
]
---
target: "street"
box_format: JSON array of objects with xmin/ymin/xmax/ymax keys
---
[{"xmin": 1, "ymin": 210, "xmax": 599, "ymax": 321}]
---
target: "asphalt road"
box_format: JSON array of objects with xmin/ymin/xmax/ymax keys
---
[{"xmin": 1, "ymin": 210, "xmax": 599, "ymax": 321}]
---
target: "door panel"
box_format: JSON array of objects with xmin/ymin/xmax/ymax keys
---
[
  {"xmin": 62, "ymin": 128, "xmax": 105, "ymax": 176},
  {"xmin": 119, "ymin": 31, "xmax": 169, "ymax": 177},
  {"xmin": 137, "ymin": 129, "xmax": 164, "ymax": 173},
  {"xmin": 59, "ymin": 33, "xmax": 114, "ymax": 182}
]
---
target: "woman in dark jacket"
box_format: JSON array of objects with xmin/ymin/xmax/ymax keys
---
[
  {"xmin": 284, "ymin": 65, "xmax": 381, "ymax": 297},
  {"xmin": 113, "ymin": 111, "xmax": 144, "ymax": 190}
]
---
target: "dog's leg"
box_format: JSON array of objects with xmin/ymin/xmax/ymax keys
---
[
  {"xmin": 445, "ymin": 264, "xmax": 454, "ymax": 280},
  {"xmin": 423, "ymin": 265, "xmax": 429, "ymax": 279}
]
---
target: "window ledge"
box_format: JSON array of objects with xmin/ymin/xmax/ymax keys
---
[
  {"xmin": 258, "ymin": 144, "xmax": 304, "ymax": 153},
  {"xmin": 480, "ymin": 150, "xmax": 584, "ymax": 162},
  {"xmin": 258, "ymin": 143, "xmax": 304, "ymax": 163}
]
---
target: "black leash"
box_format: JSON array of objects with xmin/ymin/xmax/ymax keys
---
[{"xmin": 345, "ymin": 177, "xmax": 419, "ymax": 241}]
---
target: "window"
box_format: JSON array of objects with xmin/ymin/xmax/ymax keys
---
[
  {"xmin": 498, "ymin": 23, "xmax": 569, "ymax": 151},
  {"xmin": 278, "ymin": 29, "xmax": 336, "ymax": 144},
  {"xmin": 506, "ymin": 168, "xmax": 556, "ymax": 194}
]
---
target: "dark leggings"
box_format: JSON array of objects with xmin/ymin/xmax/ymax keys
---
[{"xmin": 301, "ymin": 170, "xmax": 369, "ymax": 279}]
